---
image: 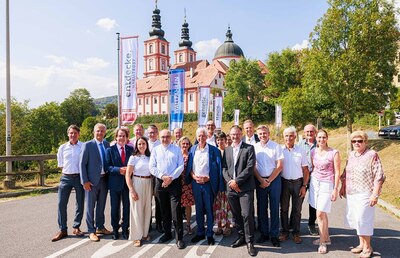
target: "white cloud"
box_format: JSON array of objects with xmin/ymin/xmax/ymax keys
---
[
  {"xmin": 72, "ymin": 57, "xmax": 109, "ymax": 71},
  {"xmin": 96, "ymin": 17, "xmax": 118, "ymax": 31},
  {"xmin": 46, "ymin": 55, "xmax": 67, "ymax": 64},
  {"xmin": 291, "ymin": 39, "xmax": 309, "ymax": 50},
  {"xmin": 194, "ymin": 38, "xmax": 221, "ymax": 59}
]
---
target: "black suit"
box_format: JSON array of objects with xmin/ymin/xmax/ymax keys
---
[
  {"xmin": 242, "ymin": 134, "xmax": 260, "ymax": 145},
  {"xmin": 222, "ymin": 142, "xmax": 256, "ymax": 243}
]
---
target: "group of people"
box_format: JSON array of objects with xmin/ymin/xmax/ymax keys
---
[{"xmin": 52, "ymin": 120, "xmax": 385, "ymax": 258}]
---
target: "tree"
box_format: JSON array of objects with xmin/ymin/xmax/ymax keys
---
[
  {"xmin": 60, "ymin": 88, "xmax": 98, "ymax": 126},
  {"xmin": 23, "ymin": 102, "xmax": 67, "ymax": 154},
  {"xmin": 224, "ymin": 58, "xmax": 273, "ymax": 122},
  {"xmin": 304, "ymin": 0, "xmax": 399, "ymax": 135},
  {"xmin": 80, "ymin": 116, "xmax": 98, "ymax": 142},
  {"xmin": 104, "ymin": 103, "xmax": 118, "ymax": 119}
]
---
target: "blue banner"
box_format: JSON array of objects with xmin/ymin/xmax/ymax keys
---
[{"xmin": 168, "ymin": 69, "xmax": 185, "ymax": 131}]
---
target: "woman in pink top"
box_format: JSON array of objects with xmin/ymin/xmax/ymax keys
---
[{"xmin": 308, "ymin": 129, "xmax": 340, "ymax": 254}]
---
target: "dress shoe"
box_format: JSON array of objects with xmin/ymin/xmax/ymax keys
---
[
  {"xmin": 230, "ymin": 237, "xmax": 245, "ymax": 248},
  {"xmin": 191, "ymin": 234, "xmax": 205, "ymax": 243},
  {"xmin": 207, "ymin": 236, "xmax": 215, "ymax": 245},
  {"xmin": 122, "ymin": 229, "xmax": 129, "ymax": 240},
  {"xmin": 176, "ymin": 240, "xmax": 186, "ymax": 249},
  {"xmin": 308, "ymin": 225, "xmax": 319, "ymax": 236},
  {"xmin": 293, "ymin": 234, "xmax": 302, "ymax": 244},
  {"xmin": 271, "ymin": 237, "xmax": 280, "ymax": 247},
  {"xmin": 72, "ymin": 227, "xmax": 84, "ymax": 236},
  {"xmin": 51, "ymin": 231, "xmax": 67, "ymax": 242},
  {"xmin": 247, "ymin": 243, "xmax": 257, "ymax": 256},
  {"xmin": 279, "ymin": 233, "xmax": 289, "ymax": 242},
  {"xmin": 156, "ymin": 224, "xmax": 164, "ymax": 234},
  {"xmin": 96, "ymin": 228, "xmax": 112, "ymax": 235},
  {"xmin": 256, "ymin": 234, "xmax": 270, "ymax": 243},
  {"xmin": 89, "ymin": 233, "xmax": 100, "ymax": 242},
  {"xmin": 158, "ymin": 234, "xmax": 173, "ymax": 243},
  {"xmin": 112, "ymin": 231, "xmax": 119, "ymax": 240}
]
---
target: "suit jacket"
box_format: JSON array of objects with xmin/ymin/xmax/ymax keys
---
[
  {"xmin": 106, "ymin": 144, "xmax": 134, "ymax": 191},
  {"xmin": 242, "ymin": 134, "xmax": 260, "ymax": 144},
  {"xmin": 80, "ymin": 139, "xmax": 110, "ymax": 186},
  {"xmin": 185, "ymin": 143, "xmax": 223, "ymax": 196},
  {"xmin": 222, "ymin": 142, "xmax": 256, "ymax": 193}
]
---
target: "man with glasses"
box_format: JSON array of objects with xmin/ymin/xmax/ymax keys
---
[
  {"xmin": 150, "ymin": 129, "xmax": 186, "ymax": 249},
  {"xmin": 297, "ymin": 124, "xmax": 318, "ymax": 236}
]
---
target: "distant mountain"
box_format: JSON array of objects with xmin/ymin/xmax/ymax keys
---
[{"xmin": 94, "ymin": 95, "xmax": 118, "ymax": 109}]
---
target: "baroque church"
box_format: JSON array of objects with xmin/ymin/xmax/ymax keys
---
[{"xmin": 136, "ymin": 5, "xmax": 248, "ymax": 116}]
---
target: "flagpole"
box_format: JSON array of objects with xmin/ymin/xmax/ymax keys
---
[
  {"xmin": 116, "ymin": 32, "xmax": 121, "ymax": 128},
  {"xmin": 5, "ymin": 0, "xmax": 14, "ymax": 189}
]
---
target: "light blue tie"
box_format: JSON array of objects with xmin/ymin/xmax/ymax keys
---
[{"xmin": 99, "ymin": 142, "xmax": 107, "ymax": 168}]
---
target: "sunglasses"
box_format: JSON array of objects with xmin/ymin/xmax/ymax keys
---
[{"xmin": 351, "ymin": 139, "xmax": 364, "ymax": 144}]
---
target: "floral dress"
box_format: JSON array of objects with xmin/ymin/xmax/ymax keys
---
[{"xmin": 180, "ymin": 154, "xmax": 194, "ymax": 207}]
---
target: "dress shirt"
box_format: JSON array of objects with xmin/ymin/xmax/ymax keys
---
[
  {"xmin": 206, "ymin": 135, "xmax": 217, "ymax": 147},
  {"xmin": 127, "ymin": 155, "xmax": 151, "ymax": 177},
  {"xmin": 245, "ymin": 135, "xmax": 257, "ymax": 146},
  {"xmin": 149, "ymin": 144, "xmax": 184, "ymax": 180},
  {"xmin": 148, "ymin": 139, "xmax": 161, "ymax": 152},
  {"xmin": 95, "ymin": 139, "xmax": 106, "ymax": 175},
  {"xmin": 281, "ymin": 144, "xmax": 308, "ymax": 180},
  {"xmin": 255, "ymin": 140, "xmax": 283, "ymax": 177},
  {"xmin": 297, "ymin": 139, "xmax": 316, "ymax": 172},
  {"xmin": 193, "ymin": 144, "xmax": 210, "ymax": 177},
  {"xmin": 232, "ymin": 141, "xmax": 242, "ymax": 179},
  {"xmin": 57, "ymin": 141, "xmax": 82, "ymax": 174}
]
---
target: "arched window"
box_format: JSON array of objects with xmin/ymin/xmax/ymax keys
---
[
  {"xmin": 149, "ymin": 44, "xmax": 153, "ymax": 54},
  {"xmin": 179, "ymin": 53, "xmax": 183, "ymax": 63},
  {"xmin": 149, "ymin": 59, "xmax": 153, "ymax": 70},
  {"xmin": 161, "ymin": 44, "xmax": 166, "ymax": 54}
]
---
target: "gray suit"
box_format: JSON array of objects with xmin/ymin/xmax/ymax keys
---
[
  {"xmin": 80, "ymin": 139, "xmax": 110, "ymax": 234},
  {"xmin": 222, "ymin": 142, "xmax": 256, "ymax": 243}
]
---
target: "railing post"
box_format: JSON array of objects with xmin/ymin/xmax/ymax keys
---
[{"xmin": 38, "ymin": 160, "xmax": 45, "ymax": 186}]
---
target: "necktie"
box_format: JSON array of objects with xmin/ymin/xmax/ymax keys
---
[
  {"xmin": 121, "ymin": 146, "xmax": 126, "ymax": 164},
  {"xmin": 99, "ymin": 142, "xmax": 107, "ymax": 168}
]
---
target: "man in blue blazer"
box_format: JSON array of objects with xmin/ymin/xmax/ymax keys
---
[
  {"xmin": 80, "ymin": 123, "xmax": 111, "ymax": 242},
  {"xmin": 186, "ymin": 127, "xmax": 223, "ymax": 245},
  {"xmin": 106, "ymin": 128, "xmax": 134, "ymax": 240}
]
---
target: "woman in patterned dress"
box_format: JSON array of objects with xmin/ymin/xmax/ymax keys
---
[
  {"xmin": 178, "ymin": 136, "xmax": 195, "ymax": 234},
  {"xmin": 339, "ymin": 131, "xmax": 385, "ymax": 258},
  {"xmin": 213, "ymin": 132, "xmax": 233, "ymax": 236}
]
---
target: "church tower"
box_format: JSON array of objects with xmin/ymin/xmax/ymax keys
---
[
  {"xmin": 174, "ymin": 11, "xmax": 196, "ymax": 65},
  {"xmin": 143, "ymin": 3, "xmax": 170, "ymax": 78}
]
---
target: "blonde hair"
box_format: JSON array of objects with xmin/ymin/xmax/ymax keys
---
[{"xmin": 350, "ymin": 130, "xmax": 368, "ymax": 142}]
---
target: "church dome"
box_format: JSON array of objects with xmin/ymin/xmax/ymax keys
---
[{"xmin": 214, "ymin": 27, "xmax": 244, "ymax": 59}]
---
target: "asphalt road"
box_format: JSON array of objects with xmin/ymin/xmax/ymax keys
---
[{"xmin": 0, "ymin": 192, "xmax": 399, "ymax": 258}]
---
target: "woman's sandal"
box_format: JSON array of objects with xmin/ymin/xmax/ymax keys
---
[
  {"xmin": 359, "ymin": 249, "xmax": 373, "ymax": 258},
  {"xmin": 318, "ymin": 243, "xmax": 328, "ymax": 254},
  {"xmin": 133, "ymin": 240, "xmax": 141, "ymax": 247},
  {"xmin": 313, "ymin": 238, "xmax": 331, "ymax": 245},
  {"xmin": 351, "ymin": 246, "xmax": 364, "ymax": 254}
]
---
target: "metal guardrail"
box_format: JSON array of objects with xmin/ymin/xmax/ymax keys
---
[{"xmin": 0, "ymin": 154, "xmax": 57, "ymax": 186}]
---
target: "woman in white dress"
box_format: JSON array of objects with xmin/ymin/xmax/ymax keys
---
[
  {"xmin": 340, "ymin": 131, "xmax": 385, "ymax": 258},
  {"xmin": 308, "ymin": 129, "xmax": 340, "ymax": 254},
  {"xmin": 125, "ymin": 136, "xmax": 153, "ymax": 247}
]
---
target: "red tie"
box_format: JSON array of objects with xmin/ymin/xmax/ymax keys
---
[{"xmin": 121, "ymin": 146, "xmax": 126, "ymax": 164}]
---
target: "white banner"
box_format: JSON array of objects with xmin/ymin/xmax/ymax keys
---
[
  {"xmin": 198, "ymin": 87, "xmax": 210, "ymax": 127},
  {"xmin": 275, "ymin": 104, "xmax": 282, "ymax": 128},
  {"xmin": 168, "ymin": 69, "xmax": 185, "ymax": 131},
  {"xmin": 214, "ymin": 96, "xmax": 223, "ymax": 129},
  {"xmin": 120, "ymin": 36, "xmax": 138, "ymax": 125},
  {"xmin": 234, "ymin": 109, "xmax": 240, "ymax": 125}
]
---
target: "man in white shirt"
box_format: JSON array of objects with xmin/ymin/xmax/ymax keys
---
[
  {"xmin": 52, "ymin": 125, "xmax": 84, "ymax": 242},
  {"xmin": 242, "ymin": 119, "xmax": 260, "ymax": 146},
  {"xmin": 254, "ymin": 125, "xmax": 283, "ymax": 247},
  {"xmin": 172, "ymin": 127, "xmax": 183, "ymax": 145},
  {"xmin": 129, "ymin": 124, "xmax": 144, "ymax": 147},
  {"xmin": 279, "ymin": 126, "xmax": 309, "ymax": 244},
  {"xmin": 149, "ymin": 129, "xmax": 186, "ymax": 249}
]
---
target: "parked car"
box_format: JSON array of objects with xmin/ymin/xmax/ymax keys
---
[{"xmin": 378, "ymin": 124, "xmax": 400, "ymax": 139}]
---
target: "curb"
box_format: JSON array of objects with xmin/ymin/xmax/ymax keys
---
[
  {"xmin": 378, "ymin": 199, "xmax": 400, "ymax": 218},
  {"xmin": 0, "ymin": 186, "xmax": 59, "ymax": 198}
]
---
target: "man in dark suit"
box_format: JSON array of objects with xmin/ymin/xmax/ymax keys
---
[
  {"xmin": 242, "ymin": 119, "xmax": 260, "ymax": 146},
  {"xmin": 106, "ymin": 128, "xmax": 134, "ymax": 240},
  {"xmin": 186, "ymin": 127, "xmax": 223, "ymax": 245},
  {"xmin": 222, "ymin": 125, "xmax": 257, "ymax": 256},
  {"xmin": 80, "ymin": 123, "xmax": 111, "ymax": 242}
]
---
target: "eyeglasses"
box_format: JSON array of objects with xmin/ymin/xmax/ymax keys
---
[{"xmin": 351, "ymin": 139, "xmax": 364, "ymax": 144}]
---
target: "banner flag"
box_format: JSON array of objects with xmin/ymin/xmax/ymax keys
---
[
  {"xmin": 275, "ymin": 104, "xmax": 282, "ymax": 128},
  {"xmin": 168, "ymin": 69, "xmax": 185, "ymax": 131},
  {"xmin": 234, "ymin": 109, "xmax": 240, "ymax": 125},
  {"xmin": 120, "ymin": 36, "xmax": 138, "ymax": 125},
  {"xmin": 198, "ymin": 87, "xmax": 210, "ymax": 127},
  {"xmin": 214, "ymin": 96, "xmax": 223, "ymax": 129}
]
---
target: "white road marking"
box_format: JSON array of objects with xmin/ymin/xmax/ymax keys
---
[
  {"xmin": 91, "ymin": 240, "xmax": 132, "ymax": 258},
  {"xmin": 45, "ymin": 238, "xmax": 90, "ymax": 258},
  {"xmin": 184, "ymin": 235, "xmax": 223, "ymax": 258}
]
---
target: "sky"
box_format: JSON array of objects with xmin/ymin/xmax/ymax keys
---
[{"xmin": 0, "ymin": 0, "xmax": 341, "ymax": 107}]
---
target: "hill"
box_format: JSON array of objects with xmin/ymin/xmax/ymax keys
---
[{"xmin": 94, "ymin": 95, "xmax": 117, "ymax": 109}]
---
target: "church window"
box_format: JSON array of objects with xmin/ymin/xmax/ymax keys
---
[
  {"xmin": 190, "ymin": 54, "xmax": 193, "ymax": 62},
  {"xmin": 149, "ymin": 59, "xmax": 153, "ymax": 70},
  {"xmin": 189, "ymin": 93, "xmax": 193, "ymax": 102},
  {"xmin": 149, "ymin": 44, "xmax": 153, "ymax": 54},
  {"xmin": 154, "ymin": 97, "xmax": 158, "ymax": 104},
  {"xmin": 179, "ymin": 53, "xmax": 183, "ymax": 63},
  {"xmin": 161, "ymin": 44, "xmax": 166, "ymax": 54}
]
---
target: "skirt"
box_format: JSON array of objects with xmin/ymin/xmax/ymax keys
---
[
  {"xmin": 308, "ymin": 176, "xmax": 334, "ymax": 213},
  {"xmin": 344, "ymin": 192, "xmax": 375, "ymax": 236}
]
